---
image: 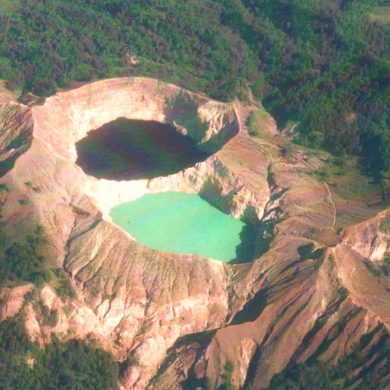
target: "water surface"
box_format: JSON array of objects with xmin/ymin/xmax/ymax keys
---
[
  {"xmin": 110, "ymin": 192, "xmax": 255, "ymax": 262},
  {"xmin": 76, "ymin": 118, "xmax": 209, "ymax": 180}
]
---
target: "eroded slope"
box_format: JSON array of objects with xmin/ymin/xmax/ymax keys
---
[{"xmin": 0, "ymin": 77, "xmax": 389, "ymax": 390}]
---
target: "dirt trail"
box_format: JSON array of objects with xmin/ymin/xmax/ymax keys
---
[{"xmin": 324, "ymin": 181, "xmax": 337, "ymax": 231}]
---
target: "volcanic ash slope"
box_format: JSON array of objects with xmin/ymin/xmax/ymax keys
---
[{"xmin": 0, "ymin": 77, "xmax": 389, "ymax": 389}]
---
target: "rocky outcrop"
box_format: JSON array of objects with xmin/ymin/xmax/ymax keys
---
[
  {"xmin": 0, "ymin": 284, "xmax": 33, "ymax": 321},
  {"xmin": 340, "ymin": 210, "xmax": 390, "ymax": 263},
  {"xmin": 0, "ymin": 78, "xmax": 258, "ymax": 388},
  {"xmin": 0, "ymin": 77, "xmax": 389, "ymax": 389},
  {"xmin": 0, "ymin": 103, "xmax": 33, "ymax": 177}
]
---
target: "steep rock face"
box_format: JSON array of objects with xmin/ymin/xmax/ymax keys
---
[
  {"xmin": 340, "ymin": 211, "xmax": 390, "ymax": 263},
  {"xmin": 32, "ymin": 77, "xmax": 238, "ymax": 160},
  {"xmin": 0, "ymin": 78, "xmax": 268, "ymax": 389},
  {"xmin": 0, "ymin": 77, "xmax": 389, "ymax": 389},
  {"xmin": 0, "ymin": 103, "xmax": 33, "ymax": 177}
]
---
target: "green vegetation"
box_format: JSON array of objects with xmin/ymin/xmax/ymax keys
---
[
  {"xmin": 0, "ymin": 226, "xmax": 48, "ymax": 285},
  {"xmin": 219, "ymin": 361, "xmax": 234, "ymax": 390},
  {"xmin": 0, "ymin": 105, "xmax": 33, "ymax": 178},
  {"xmin": 268, "ymin": 361, "xmax": 347, "ymax": 389},
  {"xmin": 33, "ymin": 301, "xmax": 58, "ymax": 327},
  {"xmin": 246, "ymin": 109, "xmax": 270, "ymax": 137},
  {"xmin": 268, "ymin": 324, "xmax": 390, "ymax": 390},
  {"xmin": 0, "ymin": 0, "xmax": 257, "ymax": 99},
  {"xmin": 0, "ymin": 316, "xmax": 119, "ymax": 390},
  {"xmin": 382, "ymin": 255, "xmax": 390, "ymax": 277},
  {"xmin": 363, "ymin": 251, "xmax": 390, "ymax": 280},
  {"xmin": 297, "ymin": 243, "xmax": 324, "ymax": 260},
  {"xmin": 18, "ymin": 198, "xmax": 29, "ymax": 205},
  {"xmin": 0, "ymin": 0, "xmax": 388, "ymax": 176},
  {"xmin": 310, "ymin": 156, "xmax": 382, "ymax": 201},
  {"xmin": 380, "ymin": 217, "xmax": 390, "ymax": 233},
  {"xmin": 0, "ymin": 184, "xmax": 9, "ymax": 192},
  {"xmin": 0, "ymin": 226, "xmax": 74, "ymax": 297}
]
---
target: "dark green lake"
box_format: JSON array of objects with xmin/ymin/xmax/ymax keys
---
[{"xmin": 76, "ymin": 118, "xmax": 209, "ymax": 180}]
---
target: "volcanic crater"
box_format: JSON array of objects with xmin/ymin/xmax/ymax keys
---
[
  {"xmin": 2, "ymin": 77, "xmax": 387, "ymax": 390},
  {"xmin": 73, "ymin": 107, "xmax": 259, "ymax": 263}
]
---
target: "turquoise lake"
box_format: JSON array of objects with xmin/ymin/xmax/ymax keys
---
[{"xmin": 110, "ymin": 192, "xmax": 256, "ymax": 262}]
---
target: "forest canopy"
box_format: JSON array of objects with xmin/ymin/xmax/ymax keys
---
[
  {"xmin": 0, "ymin": 317, "xmax": 119, "ymax": 390},
  {"xmin": 0, "ymin": 0, "xmax": 389, "ymax": 173}
]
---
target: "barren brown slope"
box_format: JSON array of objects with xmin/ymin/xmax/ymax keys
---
[{"xmin": 0, "ymin": 77, "xmax": 389, "ymax": 389}]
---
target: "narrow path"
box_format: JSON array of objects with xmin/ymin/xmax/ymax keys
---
[{"xmin": 324, "ymin": 181, "xmax": 337, "ymax": 231}]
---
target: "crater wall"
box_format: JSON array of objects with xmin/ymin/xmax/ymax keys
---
[
  {"xmin": 1, "ymin": 78, "xmax": 388, "ymax": 390},
  {"xmin": 32, "ymin": 77, "xmax": 238, "ymax": 162}
]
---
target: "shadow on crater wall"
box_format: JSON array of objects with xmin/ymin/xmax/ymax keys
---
[
  {"xmin": 75, "ymin": 118, "xmax": 210, "ymax": 180},
  {"xmin": 0, "ymin": 105, "xmax": 33, "ymax": 178},
  {"xmin": 231, "ymin": 219, "xmax": 276, "ymax": 264}
]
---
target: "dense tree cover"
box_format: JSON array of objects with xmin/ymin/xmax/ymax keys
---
[
  {"xmin": 0, "ymin": 0, "xmax": 257, "ymax": 98},
  {"xmin": 268, "ymin": 324, "xmax": 390, "ymax": 390},
  {"xmin": 0, "ymin": 0, "xmax": 389, "ymax": 174},
  {"xmin": 243, "ymin": 0, "xmax": 390, "ymax": 177},
  {"xmin": 0, "ymin": 226, "xmax": 47, "ymax": 284},
  {"xmin": 0, "ymin": 226, "xmax": 74, "ymax": 297},
  {"xmin": 0, "ymin": 316, "xmax": 119, "ymax": 389},
  {"xmin": 268, "ymin": 361, "xmax": 347, "ymax": 390}
]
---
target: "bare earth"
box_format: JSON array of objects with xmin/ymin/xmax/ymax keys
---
[{"xmin": 0, "ymin": 77, "xmax": 389, "ymax": 389}]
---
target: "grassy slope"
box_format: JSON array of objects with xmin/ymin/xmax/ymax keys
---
[{"xmin": 370, "ymin": 6, "xmax": 390, "ymax": 23}]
